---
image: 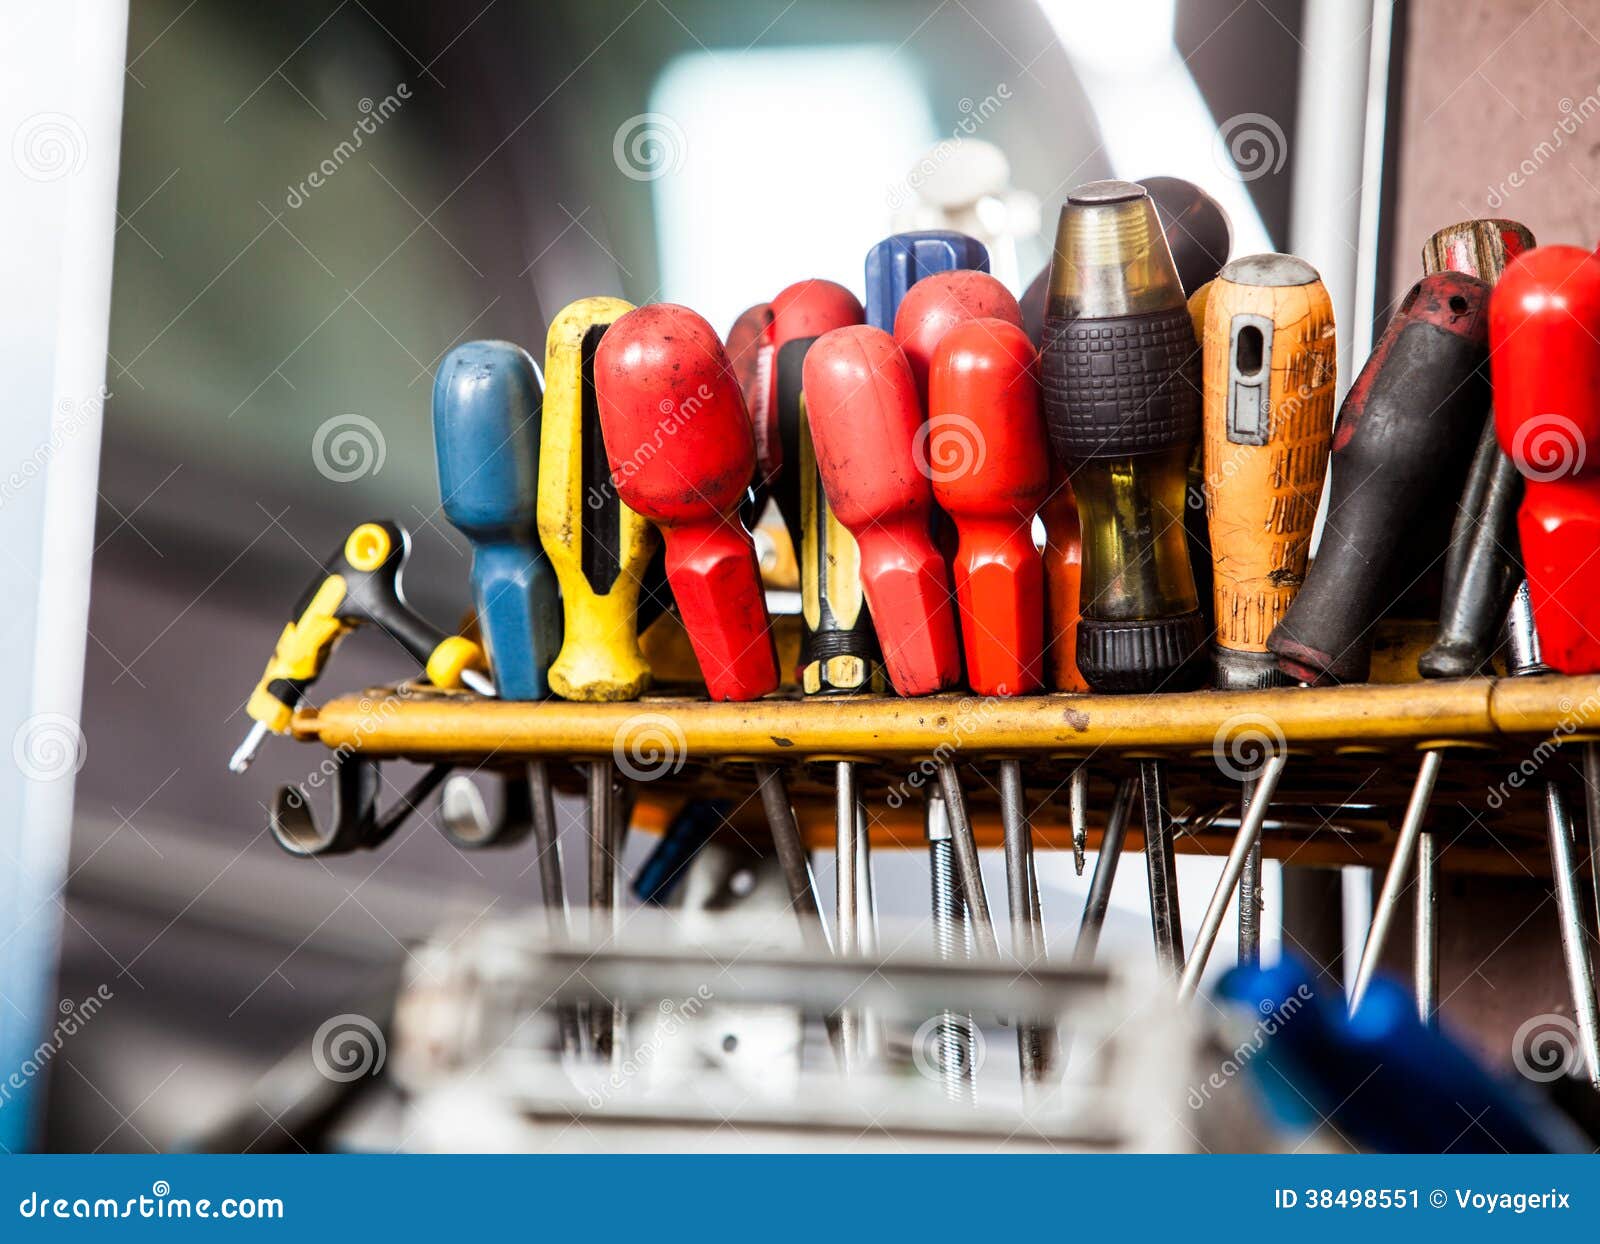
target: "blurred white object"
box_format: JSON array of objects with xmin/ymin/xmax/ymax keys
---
[{"xmin": 890, "ymin": 139, "xmax": 1041, "ymax": 293}]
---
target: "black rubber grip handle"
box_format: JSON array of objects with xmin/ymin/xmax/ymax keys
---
[
  {"xmin": 1040, "ymin": 306, "xmax": 1200, "ymax": 459},
  {"xmin": 1268, "ymin": 273, "xmax": 1492, "ymax": 685}
]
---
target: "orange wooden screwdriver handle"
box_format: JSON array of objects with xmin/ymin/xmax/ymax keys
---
[
  {"xmin": 894, "ymin": 269, "xmax": 1024, "ymax": 401},
  {"xmin": 928, "ymin": 317, "xmax": 1049, "ymax": 696},
  {"xmin": 1201, "ymin": 255, "xmax": 1336, "ymax": 688},
  {"xmin": 801, "ymin": 325, "xmax": 961, "ymax": 696},
  {"xmin": 1040, "ymin": 469, "xmax": 1088, "ymax": 692},
  {"xmin": 594, "ymin": 303, "xmax": 779, "ymax": 701}
]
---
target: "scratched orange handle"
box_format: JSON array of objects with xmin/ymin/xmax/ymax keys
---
[{"xmin": 1201, "ymin": 258, "xmax": 1337, "ymax": 674}]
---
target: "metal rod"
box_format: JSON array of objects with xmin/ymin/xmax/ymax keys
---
[
  {"xmin": 1074, "ymin": 777, "xmax": 1138, "ymax": 964},
  {"xmin": 529, "ymin": 760, "xmax": 586, "ymax": 1061},
  {"xmin": 1178, "ymin": 754, "xmax": 1288, "ymax": 1001},
  {"xmin": 925, "ymin": 788, "xmax": 976, "ymax": 1104},
  {"xmin": 1544, "ymin": 779, "xmax": 1600, "ymax": 1090},
  {"xmin": 1415, "ymin": 828, "xmax": 1439, "ymax": 1028},
  {"xmin": 752, "ymin": 762, "xmax": 846, "ymax": 1064},
  {"xmin": 1583, "ymin": 744, "xmax": 1600, "ymax": 941},
  {"xmin": 1349, "ymin": 748, "xmax": 1443, "ymax": 1015},
  {"xmin": 1138, "ymin": 759, "xmax": 1184, "ymax": 976},
  {"xmin": 587, "ymin": 761, "xmax": 619, "ymax": 1062},
  {"xmin": 999, "ymin": 759, "xmax": 1050, "ymax": 1085},
  {"xmin": 1068, "ymin": 765, "xmax": 1089, "ymax": 876},
  {"xmin": 751, "ymin": 763, "xmax": 832, "ymax": 953},
  {"xmin": 936, "ymin": 760, "xmax": 1000, "ymax": 959},
  {"xmin": 835, "ymin": 760, "xmax": 860, "ymax": 1070},
  {"xmin": 1237, "ymin": 772, "xmax": 1262, "ymax": 967}
]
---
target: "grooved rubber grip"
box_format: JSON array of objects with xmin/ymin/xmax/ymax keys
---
[
  {"xmin": 1268, "ymin": 273, "xmax": 1492, "ymax": 685},
  {"xmin": 1041, "ymin": 307, "xmax": 1200, "ymax": 459}
]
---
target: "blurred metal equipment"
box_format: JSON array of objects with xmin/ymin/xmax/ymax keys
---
[{"xmin": 388, "ymin": 911, "xmax": 1211, "ymax": 1152}]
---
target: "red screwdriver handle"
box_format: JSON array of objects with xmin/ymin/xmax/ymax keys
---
[
  {"xmin": 928, "ymin": 317, "xmax": 1049, "ymax": 696},
  {"xmin": 594, "ymin": 303, "xmax": 779, "ymax": 701},
  {"xmin": 1491, "ymin": 244, "xmax": 1600, "ymax": 673},
  {"xmin": 893, "ymin": 270, "xmax": 1024, "ymax": 400},
  {"xmin": 802, "ymin": 325, "xmax": 961, "ymax": 696}
]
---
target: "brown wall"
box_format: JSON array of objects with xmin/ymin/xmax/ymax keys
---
[{"xmin": 1390, "ymin": 0, "xmax": 1600, "ymax": 307}]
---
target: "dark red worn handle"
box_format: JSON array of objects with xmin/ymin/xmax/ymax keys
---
[
  {"xmin": 802, "ymin": 324, "xmax": 960, "ymax": 696},
  {"xmin": 928, "ymin": 317, "xmax": 1049, "ymax": 696},
  {"xmin": 595, "ymin": 303, "xmax": 778, "ymax": 701},
  {"xmin": 893, "ymin": 269, "xmax": 1023, "ymax": 401},
  {"xmin": 1492, "ymin": 245, "xmax": 1600, "ymax": 673},
  {"xmin": 1268, "ymin": 272, "xmax": 1492, "ymax": 685}
]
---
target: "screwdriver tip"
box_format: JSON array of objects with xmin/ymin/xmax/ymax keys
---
[{"xmin": 228, "ymin": 721, "xmax": 271, "ymax": 774}]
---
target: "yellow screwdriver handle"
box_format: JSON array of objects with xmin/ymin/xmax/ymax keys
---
[
  {"xmin": 1201, "ymin": 254, "xmax": 1337, "ymax": 688},
  {"xmin": 538, "ymin": 296, "xmax": 658, "ymax": 701}
]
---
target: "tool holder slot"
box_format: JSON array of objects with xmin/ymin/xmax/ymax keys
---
[{"xmin": 284, "ymin": 672, "xmax": 1595, "ymax": 877}]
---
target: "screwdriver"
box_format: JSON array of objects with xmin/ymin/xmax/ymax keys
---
[
  {"xmin": 866, "ymin": 229, "xmax": 990, "ymax": 332},
  {"xmin": 726, "ymin": 302, "xmax": 777, "ymax": 507},
  {"xmin": 767, "ymin": 278, "xmax": 879, "ymax": 1020},
  {"xmin": 1485, "ymin": 242, "xmax": 1600, "ymax": 1084},
  {"xmin": 803, "ymin": 326, "xmax": 1001, "ymax": 960},
  {"xmin": 536, "ymin": 298, "xmax": 659, "ymax": 1060},
  {"xmin": 1290, "ymin": 271, "xmax": 1492, "ymax": 1012},
  {"xmin": 928, "ymin": 314, "xmax": 1054, "ymax": 1082},
  {"xmin": 228, "ymin": 519, "xmax": 493, "ymax": 773},
  {"xmin": 894, "ymin": 268, "xmax": 1024, "ymax": 402},
  {"xmin": 1393, "ymin": 220, "xmax": 1533, "ymax": 1025},
  {"xmin": 1039, "ymin": 468, "xmax": 1091, "ymax": 875},
  {"xmin": 1039, "ymin": 180, "xmax": 1205, "ymax": 976},
  {"xmin": 1177, "ymin": 255, "xmax": 1336, "ymax": 994}
]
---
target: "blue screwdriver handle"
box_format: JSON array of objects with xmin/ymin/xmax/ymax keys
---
[
  {"xmin": 864, "ymin": 230, "xmax": 990, "ymax": 331},
  {"xmin": 433, "ymin": 340, "xmax": 561, "ymax": 701}
]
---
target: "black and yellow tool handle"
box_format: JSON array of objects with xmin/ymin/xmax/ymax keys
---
[
  {"xmin": 245, "ymin": 520, "xmax": 487, "ymax": 734},
  {"xmin": 538, "ymin": 296, "xmax": 658, "ymax": 701}
]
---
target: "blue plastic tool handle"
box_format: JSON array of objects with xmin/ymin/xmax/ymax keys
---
[
  {"xmin": 432, "ymin": 340, "xmax": 561, "ymax": 701},
  {"xmin": 863, "ymin": 230, "xmax": 990, "ymax": 332}
]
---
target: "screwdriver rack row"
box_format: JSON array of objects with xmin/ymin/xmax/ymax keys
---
[{"xmin": 289, "ymin": 669, "xmax": 1594, "ymax": 878}]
